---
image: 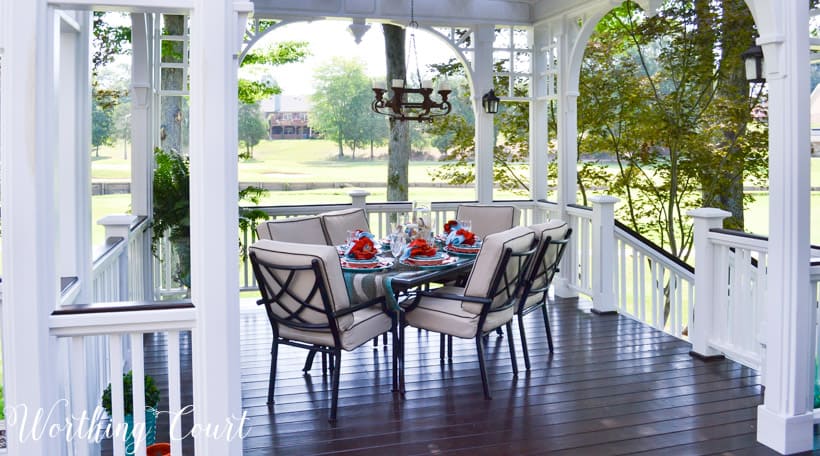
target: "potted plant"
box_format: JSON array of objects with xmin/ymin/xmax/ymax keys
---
[
  {"xmin": 101, "ymin": 371, "xmax": 161, "ymax": 454},
  {"xmin": 152, "ymin": 147, "xmax": 269, "ymax": 290},
  {"xmin": 152, "ymin": 147, "xmax": 191, "ymax": 288}
]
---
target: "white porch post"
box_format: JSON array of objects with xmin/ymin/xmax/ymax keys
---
[
  {"xmin": 57, "ymin": 12, "xmax": 92, "ymax": 305},
  {"xmin": 188, "ymin": 1, "xmax": 245, "ymax": 453},
  {"xmin": 0, "ymin": 1, "xmax": 61, "ymax": 454},
  {"xmin": 130, "ymin": 13, "xmax": 153, "ymax": 218},
  {"xmin": 553, "ymin": 21, "xmax": 579, "ymax": 298},
  {"xmin": 590, "ymin": 196, "xmax": 618, "ymax": 314},
  {"xmin": 756, "ymin": 1, "xmax": 814, "ymax": 452},
  {"xmin": 529, "ymin": 25, "xmax": 550, "ymax": 224},
  {"xmin": 130, "ymin": 13, "xmax": 155, "ymax": 301},
  {"xmin": 473, "ymin": 24, "xmax": 494, "ymax": 203},
  {"xmin": 687, "ymin": 208, "xmax": 730, "ymax": 358}
]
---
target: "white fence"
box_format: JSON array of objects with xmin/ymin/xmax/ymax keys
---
[{"xmin": 50, "ymin": 304, "xmax": 195, "ymax": 456}]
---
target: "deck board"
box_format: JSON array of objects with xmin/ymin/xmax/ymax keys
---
[{"xmin": 134, "ymin": 296, "xmax": 791, "ymax": 455}]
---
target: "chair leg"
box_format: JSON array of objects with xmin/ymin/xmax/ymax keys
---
[
  {"xmin": 383, "ymin": 332, "xmax": 388, "ymax": 346},
  {"xmin": 329, "ymin": 349, "xmax": 342, "ymax": 422},
  {"xmin": 268, "ymin": 339, "xmax": 278, "ymax": 404},
  {"xmin": 447, "ymin": 335, "xmax": 453, "ymax": 360},
  {"xmin": 440, "ymin": 333, "xmax": 446, "ymax": 361},
  {"xmin": 475, "ymin": 336, "xmax": 491, "ymax": 399},
  {"xmin": 373, "ymin": 336, "xmax": 379, "ymax": 348},
  {"xmin": 321, "ymin": 352, "xmax": 328, "ymax": 375},
  {"xmin": 541, "ymin": 304, "xmax": 554, "ymax": 352},
  {"xmin": 506, "ymin": 321, "xmax": 518, "ymax": 376},
  {"xmin": 303, "ymin": 349, "xmax": 317, "ymax": 372},
  {"xmin": 400, "ymin": 319, "xmax": 406, "ymax": 393},
  {"xmin": 495, "ymin": 327, "xmax": 504, "ymax": 337},
  {"xmin": 518, "ymin": 313, "xmax": 531, "ymax": 370}
]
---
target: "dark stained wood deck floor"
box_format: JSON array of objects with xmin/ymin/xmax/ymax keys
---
[{"xmin": 233, "ymin": 297, "xmax": 790, "ymax": 455}]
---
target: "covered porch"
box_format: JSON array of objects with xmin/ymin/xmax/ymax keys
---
[{"xmin": 1, "ymin": 0, "xmax": 816, "ymax": 455}]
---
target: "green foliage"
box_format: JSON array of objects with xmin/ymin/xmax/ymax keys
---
[
  {"xmin": 92, "ymin": 99, "xmax": 116, "ymax": 153},
  {"xmin": 238, "ymin": 79, "xmax": 279, "ymax": 105},
  {"xmin": 238, "ymin": 103, "xmax": 269, "ymax": 159},
  {"xmin": 241, "ymin": 42, "xmax": 310, "ymax": 67},
  {"xmin": 309, "ymin": 58, "xmax": 377, "ymax": 158},
  {"xmin": 152, "ymin": 147, "xmax": 191, "ymax": 250},
  {"xmin": 92, "ymin": 12, "xmax": 131, "ymax": 73},
  {"xmin": 152, "ymin": 148, "xmax": 268, "ymax": 287},
  {"xmin": 577, "ymin": 0, "xmax": 767, "ymax": 258},
  {"xmin": 101, "ymin": 371, "xmax": 161, "ymax": 416}
]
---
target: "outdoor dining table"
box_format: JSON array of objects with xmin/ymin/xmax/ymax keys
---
[{"xmin": 341, "ymin": 251, "xmax": 476, "ymax": 392}]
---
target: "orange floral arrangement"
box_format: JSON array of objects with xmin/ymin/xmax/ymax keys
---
[{"xmin": 453, "ymin": 228, "xmax": 476, "ymax": 245}]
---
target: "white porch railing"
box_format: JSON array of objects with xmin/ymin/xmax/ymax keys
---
[
  {"xmin": 813, "ymin": 261, "xmax": 820, "ymax": 422},
  {"xmin": 563, "ymin": 198, "xmax": 694, "ymax": 339},
  {"xmin": 49, "ymin": 303, "xmax": 195, "ymax": 456}
]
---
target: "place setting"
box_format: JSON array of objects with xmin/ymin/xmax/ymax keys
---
[
  {"xmin": 441, "ymin": 219, "xmax": 482, "ymax": 256},
  {"xmin": 391, "ymin": 217, "xmax": 459, "ymax": 269},
  {"xmin": 339, "ymin": 229, "xmax": 394, "ymax": 272}
]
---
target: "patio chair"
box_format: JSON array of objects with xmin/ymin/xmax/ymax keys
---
[
  {"xmin": 320, "ymin": 208, "xmax": 371, "ymax": 245},
  {"xmin": 402, "ymin": 226, "xmax": 536, "ymax": 399},
  {"xmin": 516, "ymin": 220, "xmax": 571, "ymax": 369},
  {"xmin": 249, "ymin": 239, "xmax": 393, "ymax": 422},
  {"xmin": 455, "ymin": 204, "xmax": 521, "ymax": 239},
  {"xmin": 256, "ymin": 215, "xmax": 327, "ymax": 244}
]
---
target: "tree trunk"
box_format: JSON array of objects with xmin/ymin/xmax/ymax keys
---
[
  {"xmin": 370, "ymin": 139, "xmax": 374, "ymax": 160},
  {"xmin": 337, "ymin": 137, "xmax": 344, "ymax": 158},
  {"xmin": 383, "ymin": 24, "xmax": 410, "ymax": 202},
  {"xmin": 160, "ymin": 15, "xmax": 185, "ymax": 155}
]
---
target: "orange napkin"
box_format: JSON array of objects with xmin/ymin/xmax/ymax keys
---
[
  {"xmin": 346, "ymin": 236, "xmax": 377, "ymax": 260},
  {"xmin": 406, "ymin": 238, "xmax": 438, "ymax": 258}
]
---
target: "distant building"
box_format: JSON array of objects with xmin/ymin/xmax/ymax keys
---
[{"xmin": 260, "ymin": 95, "xmax": 315, "ymax": 140}]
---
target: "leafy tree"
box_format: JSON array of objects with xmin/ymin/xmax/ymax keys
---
[
  {"xmin": 238, "ymin": 103, "xmax": 268, "ymax": 159},
  {"xmin": 239, "ymin": 41, "xmax": 310, "ymax": 104},
  {"xmin": 578, "ymin": 1, "xmax": 767, "ymax": 259},
  {"xmin": 309, "ymin": 57, "xmax": 373, "ymax": 158},
  {"xmin": 92, "ymin": 98, "xmax": 115, "ymax": 157}
]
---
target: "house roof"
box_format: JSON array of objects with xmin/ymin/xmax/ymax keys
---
[{"xmin": 260, "ymin": 94, "xmax": 312, "ymax": 114}]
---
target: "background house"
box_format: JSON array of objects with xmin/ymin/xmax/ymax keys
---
[{"xmin": 261, "ymin": 94, "xmax": 315, "ymax": 139}]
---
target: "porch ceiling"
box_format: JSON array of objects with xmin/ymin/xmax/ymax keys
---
[{"xmin": 250, "ymin": 0, "xmax": 603, "ymax": 26}]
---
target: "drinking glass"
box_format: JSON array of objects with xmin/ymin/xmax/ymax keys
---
[{"xmin": 458, "ymin": 219, "xmax": 472, "ymax": 232}]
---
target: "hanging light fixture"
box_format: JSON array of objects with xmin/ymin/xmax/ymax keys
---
[
  {"xmin": 482, "ymin": 89, "xmax": 500, "ymax": 114},
  {"xmin": 371, "ymin": 0, "xmax": 451, "ymax": 122},
  {"xmin": 741, "ymin": 43, "xmax": 765, "ymax": 84}
]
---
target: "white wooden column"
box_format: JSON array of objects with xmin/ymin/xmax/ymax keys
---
[
  {"xmin": 57, "ymin": 11, "xmax": 92, "ymax": 305},
  {"xmin": 687, "ymin": 208, "xmax": 731, "ymax": 358},
  {"xmin": 590, "ymin": 196, "xmax": 619, "ymax": 314},
  {"xmin": 756, "ymin": 1, "xmax": 814, "ymax": 452},
  {"xmin": 130, "ymin": 13, "xmax": 153, "ymax": 218},
  {"xmin": 473, "ymin": 24, "xmax": 494, "ymax": 203},
  {"xmin": 188, "ymin": 1, "xmax": 245, "ymax": 453},
  {"xmin": 553, "ymin": 21, "xmax": 579, "ymax": 298},
  {"xmin": 529, "ymin": 25, "xmax": 549, "ymax": 223},
  {"xmin": 0, "ymin": 1, "xmax": 61, "ymax": 454}
]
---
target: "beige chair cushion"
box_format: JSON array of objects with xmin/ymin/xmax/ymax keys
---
[
  {"xmin": 256, "ymin": 216, "xmax": 327, "ymax": 245},
  {"xmin": 455, "ymin": 204, "xmax": 521, "ymax": 239},
  {"xmin": 403, "ymin": 287, "xmax": 515, "ymax": 338},
  {"xmin": 249, "ymin": 240, "xmax": 354, "ymax": 330},
  {"xmin": 522, "ymin": 220, "xmax": 569, "ymax": 309},
  {"xmin": 278, "ymin": 306, "xmax": 391, "ymax": 351},
  {"xmin": 462, "ymin": 226, "xmax": 535, "ymax": 314},
  {"xmin": 320, "ymin": 208, "xmax": 371, "ymax": 245}
]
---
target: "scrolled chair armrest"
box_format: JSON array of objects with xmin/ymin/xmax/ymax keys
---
[
  {"xmin": 418, "ymin": 290, "xmax": 492, "ymax": 305},
  {"xmin": 334, "ymin": 296, "xmax": 387, "ymax": 317}
]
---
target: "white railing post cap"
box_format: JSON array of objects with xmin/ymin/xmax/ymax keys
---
[
  {"xmin": 589, "ymin": 195, "xmax": 620, "ymax": 205},
  {"xmin": 97, "ymin": 214, "xmax": 139, "ymax": 227},
  {"xmin": 348, "ymin": 189, "xmax": 371, "ymax": 198},
  {"xmin": 687, "ymin": 208, "xmax": 731, "ymax": 219}
]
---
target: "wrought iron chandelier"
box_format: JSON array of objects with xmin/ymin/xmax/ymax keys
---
[{"xmin": 371, "ymin": 0, "xmax": 451, "ymax": 122}]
